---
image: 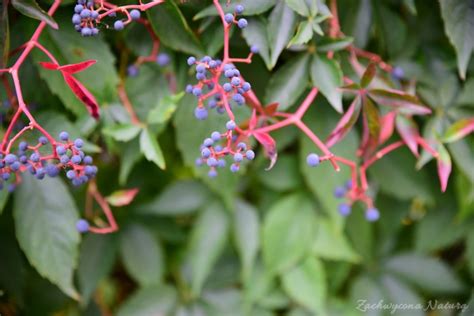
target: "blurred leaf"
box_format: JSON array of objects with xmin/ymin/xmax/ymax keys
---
[
  {"xmin": 140, "ymin": 128, "xmax": 166, "ymax": 169},
  {"xmin": 106, "ymin": 188, "xmax": 139, "ymax": 207},
  {"xmin": 0, "ymin": 189, "xmax": 9, "ymax": 215},
  {"xmin": 258, "ymin": 155, "xmax": 303, "ymax": 191},
  {"xmin": 312, "ymin": 217, "xmax": 360, "ymax": 262},
  {"xmin": 147, "ymin": 92, "xmax": 184, "ymax": 125},
  {"xmin": 285, "ymin": 0, "xmax": 311, "ymax": 16},
  {"xmin": 281, "ymin": 257, "xmax": 326, "ymax": 313},
  {"xmin": 103, "ymin": 124, "xmax": 142, "ymax": 142},
  {"xmin": 455, "ymin": 171, "xmax": 474, "ymax": 220},
  {"xmin": 368, "ymin": 89, "xmax": 431, "ymax": 115},
  {"xmin": 137, "ymin": 180, "xmax": 210, "ymax": 216},
  {"xmin": 78, "ymin": 234, "xmax": 117, "ymax": 306},
  {"xmin": 349, "ymin": 275, "xmax": 384, "ymax": 316},
  {"xmin": 116, "ymin": 285, "xmax": 177, "ymax": 316},
  {"xmin": 310, "ymin": 54, "xmax": 343, "ymax": 113},
  {"xmin": 119, "ymin": 138, "xmax": 142, "ymax": 185},
  {"xmin": 262, "ymin": 194, "xmax": 316, "ymax": 274},
  {"xmin": 317, "ymin": 37, "xmax": 354, "ymax": 53},
  {"xmin": 384, "ymin": 252, "xmax": 465, "ymax": 294},
  {"xmin": 439, "ymin": 0, "xmax": 474, "ymax": 79},
  {"xmin": 345, "ymin": 0, "xmax": 372, "ymax": 48},
  {"xmin": 457, "ymin": 77, "xmax": 474, "ymax": 105},
  {"xmin": 467, "ymin": 231, "xmax": 474, "ymax": 278},
  {"xmin": 326, "ymin": 96, "xmax": 362, "ymax": 147},
  {"xmin": 14, "ymin": 175, "xmax": 80, "ymax": 300},
  {"xmin": 148, "ymin": 1, "xmax": 204, "ymax": 56},
  {"xmin": 265, "ymin": 54, "xmax": 310, "ymax": 110},
  {"xmin": 443, "ymin": 118, "xmax": 474, "ymax": 143},
  {"xmin": 461, "ymin": 292, "xmax": 474, "ymax": 316},
  {"xmin": 396, "ymin": 115, "xmax": 419, "ymax": 156},
  {"xmin": 242, "ymin": 17, "xmax": 272, "ymax": 69},
  {"xmin": 233, "ymin": 200, "xmax": 260, "ymax": 282},
  {"xmin": 11, "ymin": 0, "xmax": 58, "ymax": 29},
  {"xmin": 268, "ymin": 1, "xmax": 297, "ymax": 68},
  {"xmin": 120, "ymin": 224, "xmax": 164, "ymax": 286},
  {"xmin": 186, "ymin": 201, "xmax": 229, "ymax": 297},
  {"xmin": 288, "ymin": 21, "xmax": 313, "ymax": 46},
  {"xmin": 436, "ymin": 141, "xmax": 452, "ymax": 192},
  {"xmin": 194, "ymin": 0, "xmax": 277, "ymax": 19},
  {"xmin": 0, "ymin": 0, "xmax": 9, "ymax": 68},
  {"xmin": 381, "ymin": 275, "xmax": 423, "ymax": 316}
]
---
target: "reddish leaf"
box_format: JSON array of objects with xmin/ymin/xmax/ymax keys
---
[
  {"xmin": 396, "ymin": 115, "xmax": 420, "ymax": 156},
  {"xmin": 436, "ymin": 143, "xmax": 451, "ymax": 192},
  {"xmin": 253, "ymin": 132, "xmax": 277, "ymax": 170},
  {"xmin": 379, "ymin": 111, "xmax": 396, "ymax": 144},
  {"xmin": 264, "ymin": 102, "xmax": 279, "ymax": 116},
  {"xmin": 58, "ymin": 59, "xmax": 96, "ymax": 74},
  {"xmin": 359, "ymin": 96, "xmax": 380, "ymax": 157},
  {"xmin": 249, "ymin": 109, "xmax": 258, "ymax": 130},
  {"xmin": 326, "ymin": 96, "xmax": 362, "ymax": 147},
  {"xmin": 361, "ymin": 63, "xmax": 376, "ymax": 88},
  {"xmin": 63, "ymin": 73, "xmax": 100, "ymax": 118},
  {"xmin": 106, "ymin": 188, "xmax": 139, "ymax": 207},
  {"xmin": 368, "ymin": 89, "xmax": 431, "ymax": 115},
  {"xmin": 39, "ymin": 61, "xmax": 59, "ymax": 70},
  {"xmin": 340, "ymin": 82, "xmax": 361, "ymax": 92},
  {"xmin": 443, "ymin": 118, "xmax": 474, "ymax": 143}
]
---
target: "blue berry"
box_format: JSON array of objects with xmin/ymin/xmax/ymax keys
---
[
  {"xmin": 226, "ymin": 120, "xmax": 236, "ymax": 130},
  {"xmin": 114, "ymin": 20, "xmax": 124, "ymax": 31},
  {"xmin": 71, "ymin": 155, "xmax": 82, "ymax": 165},
  {"xmin": 72, "ymin": 14, "xmax": 81, "ymax": 25},
  {"xmin": 10, "ymin": 161, "xmax": 20, "ymax": 171},
  {"xmin": 392, "ymin": 66, "xmax": 404, "ymax": 80},
  {"xmin": 233, "ymin": 93, "xmax": 244, "ymax": 105},
  {"xmin": 7, "ymin": 184, "xmax": 16, "ymax": 193},
  {"xmin": 201, "ymin": 56, "xmax": 211, "ymax": 63},
  {"xmin": 208, "ymin": 169, "xmax": 218, "ymax": 178},
  {"xmin": 74, "ymin": 4, "xmax": 84, "ymax": 13},
  {"xmin": 74, "ymin": 138, "xmax": 84, "ymax": 148},
  {"xmin": 338, "ymin": 203, "xmax": 351, "ymax": 216},
  {"xmin": 203, "ymin": 138, "xmax": 214, "ymax": 147},
  {"xmin": 209, "ymin": 60, "xmax": 218, "ymax": 68},
  {"xmin": 233, "ymin": 153, "xmax": 243, "ymax": 162},
  {"xmin": 235, "ymin": 4, "xmax": 244, "ymax": 14},
  {"xmin": 59, "ymin": 131, "xmax": 69, "ymax": 141},
  {"xmin": 84, "ymin": 165, "xmax": 95, "ymax": 176},
  {"xmin": 60, "ymin": 155, "xmax": 70, "ymax": 164},
  {"xmin": 19, "ymin": 155, "xmax": 28, "ymax": 164},
  {"xmin": 19, "ymin": 141, "xmax": 28, "ymax": 151},
  {"xmin": 38, "ymin": 136, "xmax": 48, "ymax": 145},
  {"xmin": 250, "ymin": 45, "xmax": 259, "ymax": 54},
  {"xmin": 207, "ymin": 157, "xmax": 218, "ymax": 167},
  {"xmin": 66, "ymin": 170, "xmax": 76, "ymax": 179},
  {"xmin": 245, "ymin": 150, "xmax": 255, "ymax": 160},
  {"xmin": 91, "ymin": 11, "xmax": 99, "ymax": 19},
  {"xmin": 130, "ymin": 9, "xmax": 141, "ymax": 20},
  {"xmin": 187, "ymin": 56, "xmax": 196, "ymax": 65},
  {"xmin": 225, "ymin": 69, "xmax": 235, "ymax": 78},
  {"xmin": 127, "ymin": 65, "xmax": 139, "ymax": 77},
  {"xmin": 4, "ymin": 154, "xmax": 17, "ymax": 165},
  {"xmin": 194, "ymin": 107, "xmax": 208, "ymax": 120},
  {"xmin": 196, "ymin": 72, "xmax": 206, "ymax": 81},
  {"xmin": 83, "ymin": 156, "xmax": 93, "ymax": 165},
  {"xmin": 56, "ymin": 146, "xmax": 66, "ymax": 156},
  {"xmin": 196, "ymin": 64, "xmax": 206, "ymax": 73},
  {"xmin": 366, "ymin": 208, "xmax": 380, "ymax": 222},
  {"xmin": 345, "ymin": 180, "xmax": 353, "ymax": 190},
  {"xmin": 237, "ymin": 18, "xmax": 248, "ymax": 29},
  {"xmin": 156, "ymin": 53, "xmax": 170, "ymax": 66},
  {"xmin": 217, "ymin": 159, "xmax": 226, "ymax": 168},
  {"xmin": 81, "ymin": 27, "xmax": 92, "ymax": 37},
  {"xmin": 195, "ymin": 158, "xmax": 204, "ymax": 166},
  {"xmin": 46, "ymin": 164, "xmax": 59, "ymax": 177},
  {"xmin": 306, "ymin": 153, "xmax": 320, "ymax": 167},
  {"xmin": 237, "ymin": 142, "xmax": 247, "ymax": 150},
  {"xmin": 224, "ymin": 13, "xmax": 234, "ymax": 24},
  {"xmin": 76, "ymin": 219, "xmax": 90, "ymax": 233},
  {"xmin": 2, "ymin": 173, "xmax": 10, "ymax": 180},
  {"xmin": 80, "ymin": 9, "xmax": 91, "ymax": 18},
  {"xmin": 231, "ymin": 77, "xmax": 241, "ymax": 86},
  {"xmin": 214, "ymin": 145, "xmax": 223, "ymax": 152},
  {"xmin": 223, "ymin": 64, "xmax": 234, "ymax": 71},
  {"xmin": 78, "ymin": 0, "xmax": 86, "ymax": 4},
  {"xmin": 233, "ymin": 69, "xmax": 240, "ymax": 77},
  {"xmin": 211, "ymin": 131, "xmax": 221, "ymax": 142},
  {"xmin": 185, "ymin": 84, "xmax": 193, "ymax": 94},
  {"xmin": 334, "ymin": 186, "xmax": 346, "ymax": 198},
  {"xmin": 36, "ymin": 168, "xmax": 46, "ymax": 179},
  {"xmin": 242, "ymin": 82, "xmax": 251, "ymax": 92},
  {"xmin": 223, "ymin": 83, "xmax": 232, "ymax": 92},
  {"xmin": 201, "ymin": 148, "xmax": 211, "ymax": 159},
  {"xmin": 230, "ymin": 163, "xmax": 240, "ymax": 173},
  {"xmin": 192, "ymin": 87, "xmax": 202, "ymax": 97},
  {"xmin": 30, "ymin": 153, "xmax": 40, "ymax": 163}
]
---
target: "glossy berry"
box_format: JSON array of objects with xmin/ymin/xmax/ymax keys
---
[
  {"xmin": 74, "ymin": 138, "xmax": 84, "ymax": 148},
  {"xmin": 223, "ymin": 83, "xmax": 232, "ymax": 92},
  {"xmin": 203, "ymin": 138, "xmax": 214, "ymax": 147},
  {"xmin": 80, "ymin": 9, "xmax": 91, "ymax": 18},
  {"xmin": 4, "ymin": 154, "xmax": 17, "ymax": 165},
  {"xmin": 187, "ymin": 56, "xmax": 196, "ymax": 65},
  {"xmin": 237, "ymin": 142, "xmax": 247, "ymax": 150},
  {"xmin": 72, "ymin": 14, "xmax": 81, "ymax": 24},
  {"xmin": 235, "ymin": 4, "xmax": 244, "ymax": 14},
  {"xmin": 19, "ymin": 141, "xmax": 28, "ymax": 151},
  {"xmin": 46, "ymin": 164, "xmax": 59, "ymax": 177},
  {"xmin": 38, "ymin": 136, "xmax": 48, "ymax": 145},
  {"xmin": 66, "ymin": 170, "xmax": 76, "ymax": 179},
  {"xmin": 59, "ymin": 131, "xmax": 69, "ymax": 141},
  {"xmin": 74, "ymin": 4, "xmax": 83, "ymax": 13},
  {"xmin": 366, "ymin": 208, "xmax": 380, "ymax": 222},
  {"xmin": 306, "ymin": 153, "xmax": 320, "ymax": 167},
  {"xmin": 194, "ymin": 107, "xmax": 208, "ymax": 120},
  {"xmin": 156, "ymin": 53, "xmax": 170, "ymax": 66},
  {"xmin": 207, "ymin": 157, "xmax": 218, "ymax": 167},
  {"xmin": 76, "ymin": 219, "xmax": 90, "ymax": 233},
  {"xmin": 201, "ymin": 148, "xmax": 211, "ymax": 159},
  {"xmin": 30, "ymin": 153, "xmax": 40, "ymax": 163},
  {"xmin": 231, "ymin": 77, "xmax": 240, "ymax": 86},
  {"xmin": 192, "ymin": 87, "xmax": 202, "ymax": 97},
  {"xmin": 71, "ymin": 155, "xmax": 82, "ymax": 164},
  {"xmin": 338, "ymin": 203, "xmax": 351, "ymax": 216},
  {"xmin": 81, "ymin": 27, "xmax": 92, "ymax": 37},
  {"xmin": 245, "ymin": 150, "xmax": 255, "ymax": 160},
  {"xmin": 230, "ymin": 163, "xmax": 240, "ymax": 173},
  {"xmin": 334, "ymin": 186, "xmax": 346, "ymax": 198},
  {"xmin": 226, "ymin": 120, "xmax": 236, "ymax": 130},
  {"xmin": 130, "ymin": 9, "xmax": 141, "ymax": 20},
  {"xmin": 60, "ymin": 155, "xmax": 70, "ymax": 164},
  {"xmin": 233, "ymin": 152, "xmax": 243, "ymax": 162},
  {"xmin": 56, "ymin": 146, "xmax": 67, "ymax": 156},
  {"xmin": 83, "ymin": 156, "xmax": 93, "ymax": 165},
  {"xmin": 224, "ymin": 13, "xmax": 234, "ymax": 24},
  {"xmin": 10, "ymin": 162, "xmax": 20, "ymax": 171},
  {"xmin": 211, "ymin": 131, "xmax": 221, "ymax": 142},
  {"xmin": 242, "ymin": 82, "xmax": 251, "ymax": 92},
  {"xmin": 250, "ymin": 45, "xmax": 259, "ymax": 54},
  {"xmin": 237, "ymin": 18, "xmax": 248, "ymax": 29},
  {"xmin": 114, "ymin": 20, "xmax": 124, "ymax": 31}
]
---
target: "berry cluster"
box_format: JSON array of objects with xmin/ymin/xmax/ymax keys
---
[
  {"xmin": 72, "ymin": 0, "xmax": 142, "ymax": 36},
  {"xmin": 333, "ymin": 180, "xmax": 380, "ymax": 222},
  {"xmin": 223, "ymin": 5, "xmax": 248, "ymax": 29},
  {"xmin": 0, "ymin": 131, "xmax": 98, "ymax": 190},
  {"xmin": 195, "ymin": 120, "xmax": 255, "ymax": 177}
]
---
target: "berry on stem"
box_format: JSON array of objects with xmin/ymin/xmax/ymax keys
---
[
  {"xmin": 306, "ymin": 153, "xmax": 320, "ymax": 167},
  {"xmin": 76, "ymin": 219, "xmax": 90, "ymax": 233},
  {"xmin": 338, "ymin": 203, "xmax": 351, "ymax": 216},
  {"xmin": 366, "ymin": 208, "xmax": 380, "ymax": 222},
  {"xmin": 130, "ymin": 9, "xmax": 141, "ymax": 21}
]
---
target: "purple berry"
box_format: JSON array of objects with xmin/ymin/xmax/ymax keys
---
[
  {"xmin": 76, "ymin": 219, "xmax": 90, "ymax": 233},
  {"xmin": 338, "ymin": 203, "xmax": 351, "ymax": 216},
  {"xmin": 74, "ymin": 138, "xmax": 84, "ymax": 148},
  {"xmin": 245, "ymin": 150, "xmax": 255, "ymax": 160},
  {"xmin": 237, "ymin": 18, "xmax": 248, "ymax": 29},
  {"xmin": 366, "ymin": 208, "xmax": 380, "ymax": 222},
  {"xmin": 114, "ymin": 20, "xmax": 124, "ymax": 31},
  {"xmin": 306, "ymin": 153, "xmax": 320, "ymax": 167},
  {"xmin": 156, "ymin": 53, "xmax": 170, "ymax": 66},
  {"xmin": 334, "ymin": 186, "xmax": 346, "ymax": 198},
  {"xmin": 59, "ymin": 131, "xmax": 69, "ymax": 141},
  {"xmin": 130, "ymin": 9, "xmax": 141, "ymax": 20},
  {"xmin": 187, "ymin": 56, "xmax": 196, "ymax": 65},
  {"xmin": 208, "ymin": 169, "xmax": 218, "ymax": 178},
  {"xmin": 392, "ymin": 66, "xmax": 404, "ymax": 80},
  {"xmin": 38, "ymin": 136, "xmax": 48, "ymax": 145},
  {"xmin": 226, "ymin": 120, "xmax": 236, "ymax": 130},
  {"xmin": 250, "ymin": 45, "xmax": 259, "ymax": 54},
  {"xmin": 224, "ymin": 13, "xmax": 234, "ymax": 24},
  {"xmin": 194, "ymin": 107, "xmax": 208, "ymax": 120},
  {"xmin": 230, "ymin": 163, "xmax": 240, "ymax": 173},
  {"xmin": 127, "ymin": 65, "xmax": 139, "ymax": 77},
  {"xmin": 235, "ymin": 4, "xmax": 244, "ymax": 14},
  {"xmin": 211, "ymin": 131, "xmax": 221, "ymax": 142},
  {"xmin": 201, "ymin": 148, "xmax": 211, "ymax": 159},
  {"xmin": 4, "ymin": 154, "xmax": 17, "ymax": 165},
  {"xmin": 203, "ymin": 138, "xmax": 214, "ymax": 147}
]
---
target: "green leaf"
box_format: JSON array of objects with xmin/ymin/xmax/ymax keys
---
[
  {"xmin": 242, "ymin": 17, "xmax": 272, "ymax": 69},
  {"xmin": 310, "ymin": 54, "xmax": 343, "ymax": 113},
  {"xmin": 439, "ymin": 0, "xmax": 474, "ymax": 79},
  {"xmin": 257, "ymin": 155, "xmax": 303, "ymax": 191},
  {"xmin": 316, "ymin": 37, "xmax": 354, "ymax": 53},
  {"xmin": 117, "ymin": 285, "xmax": 177, "ymax": 316},
  {"xmin": 381, "ymin": 275, "xmax": 423, "ymax": 316},
  {"xmin": 30, "ymin": 14, "xmax": 118, "ymax": 116},
  {"xmin": 120, "ymin": 224, "xmax": 164, "ymax": 287},
  {"xmin": 384, "ymin": 252, "xmax": 465, "ymax": 294},
  {"xmin": 467, "ymin": 231, "xmax": 474, "ymax": 278},
  {"xmin": 11, "ymin": 0, "xmax": 58, "ymax": 29},
  {"xmin": 103, "ymin": 124, "xmax": 142, "ymax": 142},
  {"xmin": 139, "ymin": 128, "xmax": 166, "ymax": 169},
  {"xmin": 78, "ymin": 234, "xmax": 117, "ymax": 306},
  {"xmin": 345, "ymin": 0, "xmax": 372, "ymax": 48},
  {"xmin": 443, "ymin": 118, "xmax": 474, "ymax": 143},
  {"xmin": 0, "ymin": 0, "xmax": 9, "ymax": 68},
  {"xmin": 368, "ymin": 89, "xmax": 431, "ymax": 115},
  {"xmin": 119, "ymin": 138, "xmax": 142, "ymax": 185},
  {"xmin": 349, "ymin": 275, "xmax": 384, "ymax": 313},
  {"xmin": 362, "ymin": 95, "xmax": 380, "ymax": 142},
  {"xmin": 265, "ymin": 54, "xmax": 310, "ymax": 110},
  {"xmin": 312, "ymin": 217, "xmax": 360, "ymax": 262},
  {"xmin": 137, "ymin": 180, "xmax": 210, "ymax": 216},
  {"xmin": 13, "ymin": 175, "xmax": 80, "ymax": 300},
  {"xmin": 285, "ymin": 0, "xmax": 310, "ymax": 16},
  {"xmin": 194, "ymin": 0, "xmax": 277, "ymax": 19},
  {"xmin": 0, "ymin": 189, "xmax": 9, "ymax": 215},
  {"xmin": 262, "ymin": 194, "xmax": 316, "ymax": 274},
  {"xmin": 233, "ymin": 200, "xmax": 260, "ymax": 282},
  {"xmin": 268, "ymin": 1, "xmax": 297, "ymax": 68},
  {"xmin": 186, "ymin": 201, "xmax": 229, "ymax": 297},
  {"xmin": 360, "ymin": 63, "xmax": 376, "ymax": 88},
  {"xmin": 147, "ymin": 1, "xmax": 204, "ymax": 56},
  {"xmin": 147, "ymin": 92, "xmax": 183, "ymax": 125},
  {"xmin": 288, "ymin": 21, "xmax": 313, "ymax": 46},
  {"xmin": 281, "ymin": 257, "xmax": 326, "ymax": 313}
]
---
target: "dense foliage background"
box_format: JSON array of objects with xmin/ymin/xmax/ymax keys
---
[{"xmin": 0, "ymin": 0, "xmax": 473, "ymax": 315}]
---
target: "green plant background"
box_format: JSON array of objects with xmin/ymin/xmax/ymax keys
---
[{"xmin": 0, "ymin": 0, "xmax": 473, "ymax": 315}]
